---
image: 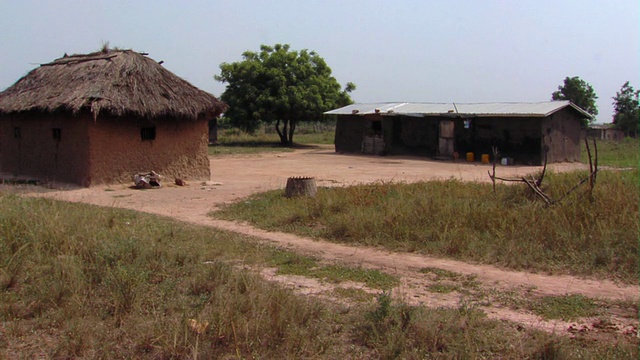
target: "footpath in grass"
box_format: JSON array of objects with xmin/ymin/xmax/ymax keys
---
[
  {"xmin": 214, "ymin": 168, "xmax": 638, "ymax": 284},
  {"xmin": 1, "ymin": 194, "xmax": 637, "ymax": 358}
]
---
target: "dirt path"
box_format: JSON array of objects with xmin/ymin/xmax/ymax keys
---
[{"xmin": 3, "ymin": 145, "xmax": 637, "ymax": 336}]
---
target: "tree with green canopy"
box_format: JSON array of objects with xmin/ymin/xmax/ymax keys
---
[
  {"xmin": 551, "ymin": 76, "xmax": 598, "ymax": 125},
  {"xmin": 612, "ymin": 81, "xmax": 639, "ymax": 137},
  {"xmin": 215, "ymin": 44, "xmax": 355, "ymax": 145}
]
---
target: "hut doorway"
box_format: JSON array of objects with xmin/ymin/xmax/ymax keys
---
[
  {"xmin": 438, "ymin": 120, "xmax": 455, "ymax": 157},
  {"xmin": 362, "ymin": 119, "xmax": 384, "ymax": 155}
]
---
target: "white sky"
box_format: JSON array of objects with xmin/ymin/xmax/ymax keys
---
[{"xmin": 1, "ymin": 0, "xmax": 638, "ymax": 123}]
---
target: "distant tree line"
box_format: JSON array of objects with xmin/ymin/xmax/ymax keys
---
[
  {"xmin": 552, "ymin": 76, "xmax": 639, "ymax": 137},
  {"xmin": 213, "ymin": 45, "xmax": 639, "ymax": 142}
]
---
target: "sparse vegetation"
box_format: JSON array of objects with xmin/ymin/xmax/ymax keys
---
[
  {"xmin": 214, "ymin": 167, "xmax": 638, "ymax": 283},
  {"xmin": 355, "ymin": 292, "xmax": 635, "ymax": 359},
  {"xmin": 581, "ymin": 137, "xmax": 639, "ymax": 168},
  {"xmin": 268, "ymin": 250, "xmax": 399, "ymax": 290},
  {"xmin": 1, "ymin": 194, "xmax": 636, "ymax": 357},
  {"xmin": 0, "ymin": 194, "xmax": 351, "ymax": 358},
  {"xmin": 530, "ymin": 294, "xmax": 599, "ymax": 321},
  {"xmin": 1, "ymin": 139, "xmax": 637, "ymax": 358},
  {"xmin": 209, "ymin": 122, "xmax": 334, "ymax": 155}
]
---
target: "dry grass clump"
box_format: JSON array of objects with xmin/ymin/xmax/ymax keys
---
[{"xmin": 356, "ymin": 292, "xmax": 637, "ymax": 359}]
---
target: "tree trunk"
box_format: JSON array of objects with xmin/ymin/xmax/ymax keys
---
[
  {"xmin": 275, "ymin": 119, "xmax": 296, "ymax": 146},
  {"xmin": 285, "ymin": 176, "xmax": 317, "ymax": 197},
  {"xmin": 275, "ymin": 119, "xmax": 287, "ymax": 145},
  {"xmin": 288, "ymin": 120, "xmax": 296, "ymax": 145}
]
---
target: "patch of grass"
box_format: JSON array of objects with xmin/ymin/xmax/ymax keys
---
[
  {"xmin": 331, "ymin": 288, "xmax": 374, "ymax": 302},
  {"xmin": 582, "ymin": 138, "xmax": 639, "ymax": 168},
  {"xmin": 0, "ymin": 193, "xmax": 636, "ymax": 358},
  {"xmin": 355, "ymin": 292, "xmax": 636, "ymax": 359},
  {"xmin": 318, "ymin": 265, "xmax": 399, "ymax": 290},
  {"xmin": 267, "ymin": 250, "xmax": 399, "ymax": 290},
  {"xmin": 208, "ymin": 139, "xmax": 292, "ymax": 156},
  {"xmin": 530, "ymin": 294, "xmax": 600, "ymax": 321},
  {"xmin": 427, "ymin": 283, "xmax": 460, "ymax": 294},
  {"xmin": 421, "ymin": 267, "xmax": 481, "ymax": 295},
  {"xmin": 419, "ymin": 267, "xmax": 462, "ymax": 279},
  {"xmin": 111, "ymin": 194, "xmax": 132, "ymax": 198},
  {"xmin": 210, "ymin": 123, "xmax": 335, "ymax": 155},
  {"xmin": 0, "ymin": 194, "xmax": 348, "ymax": 358},
  {"xmin": 215, "ymin": 169, "xmax": 639, "ymax": 283}
]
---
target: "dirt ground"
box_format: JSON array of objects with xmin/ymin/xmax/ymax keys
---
[{"xmin": 2, "ymin": 144, "xmax": 637, "ymax": 337}]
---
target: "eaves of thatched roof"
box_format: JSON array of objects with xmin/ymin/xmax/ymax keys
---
[{"xmin": 0, "ymin": 49, "xmax": 227, "ymax": 120}]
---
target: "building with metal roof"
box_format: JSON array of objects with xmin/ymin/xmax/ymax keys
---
[
  {"xmin": 325, "ymin": 101, "xmax": 591, "ymax": 118},
  {"xmin": 326, "ymin": 101, "xmax": 590, "ymax": 165}
]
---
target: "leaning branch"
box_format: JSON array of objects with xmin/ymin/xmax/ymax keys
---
[{"xmin": 488, "ymin": 140, "xmax": 599, "ymax": 205}]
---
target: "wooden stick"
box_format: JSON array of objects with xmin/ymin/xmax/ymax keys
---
[
  {"xmin": 537, "ymin": 150, "xmax": 548, "ymax": 187},
  {"xmin": 40, "ymin": 54, "xmax": 117, "ymax": 66},
  {"xmin": 592, "ymin": 138, "xmax": 598, "ymax": 185},
  {"xmin": 523, "ymin": 178, "xmax": 551, "ymax": 205},
  {"xmin": 492, "ymin": 176, "xmax": 524, "ymax": 182},
  {"xmin": 585, "ymin": 138, "xmax": 593, "ymax": 190},
  {"xmin": 490, "ymin": 146, "xmax": 499, "ymax": 193},
  {"xmin": 554, "ymin": 172, "xmax": 594, "ymax": 203}
]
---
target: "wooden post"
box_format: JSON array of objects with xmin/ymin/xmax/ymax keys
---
[{"xmin": 285, "ymin": 176, "xmax": 317, "ymax": 198}]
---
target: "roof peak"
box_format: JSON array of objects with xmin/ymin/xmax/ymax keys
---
[{"xmin": 43, "ymin": 49, "xmax": 148, "ymax": 67}]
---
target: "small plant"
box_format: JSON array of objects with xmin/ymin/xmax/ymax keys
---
[
  {"xmin": 331, "ymin": 287, "xmax": 374, "ymax": 302},
  {"xmin": 530, "ymin": 294, "xmax": 600, "ymax": 321},
  {"xmin": 268, "ymin": 250, "xmax": 399, "ymax": 290},
  {"xmin": 427, "ymin": 283, "xmax": 459, "ymax": 294},
  {"xmin": 366, "ymin": 291, "xmax": 393, "ymax": 325},
  {"xmin": 419, "ymin": 267, "xmax": 462, "ymax": 279},
  {"xmin": 106, "ymin": 263, "xmax": 146, "ymax": 321}
]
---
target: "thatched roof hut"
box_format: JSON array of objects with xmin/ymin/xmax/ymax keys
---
[
  {"xmin": 0, "ymin": 49, "xmax": 226, "ymax": 119},
  {"xmin": 0, "ymin": 49, "xmax": 226, "ymax": 186}
]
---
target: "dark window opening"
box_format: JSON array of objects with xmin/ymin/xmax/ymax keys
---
[
  {"xmin": 14, "ymin": 127, "xmax": 21, "ymax": 139},
  {"xmin": 52, "ymin": 128, "xmax": 61, "ymax": 141},
  {"xmin": 141, "ymin": 127, "xmax": 156, "ymax": 141}
]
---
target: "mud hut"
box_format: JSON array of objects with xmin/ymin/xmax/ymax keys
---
[
  {"xmin": 326, "ymin": 101, "xmax": 591, "ymax": 165},
  {"xmin": 587, "ymin": 124, "xmax": 624, "ymax": 141},
  {"xmin": 0, "ymin": 49, "xmax": 227, "ymax": 186}
]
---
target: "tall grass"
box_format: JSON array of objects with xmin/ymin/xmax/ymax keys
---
[
  {"xmin": 581, "ymin": 138, "xmax": 639, "ymax": 168},
  {"xmin": 209, "ymin": 122, "xmax": 335, "ymax": 155},
  {"xmin": 356, "ymin": 292, "xmax": 636, "ymax": 359},
  {"xmin": 0, "ymin": 195, "xmax": 344, "ymax": 358},
  {"xmin": 0, "ymin": 194, "xmax": 636, "ymax": 358},
  {"xmin": 215, "ymin": 169, "xmax": 638, "ymax": 283}
]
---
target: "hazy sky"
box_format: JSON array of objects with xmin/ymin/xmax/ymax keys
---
[{"xmin": 1, "ymin": 0, "xmax": 637, "ymax": 123}]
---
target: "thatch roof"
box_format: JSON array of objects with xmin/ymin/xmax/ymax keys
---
[{"xmin": 0, "ymin": 49, "xmax": 227, "ymax": 120}]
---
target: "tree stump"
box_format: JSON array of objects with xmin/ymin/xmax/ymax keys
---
[{"xmin": 285, "ymin": 176, "xmax": 317, "ymax": 198}]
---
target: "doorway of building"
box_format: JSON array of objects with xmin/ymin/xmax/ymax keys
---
[{"xmin": 438, "ymin": 120, "xmax": 454, "ymax": 157}]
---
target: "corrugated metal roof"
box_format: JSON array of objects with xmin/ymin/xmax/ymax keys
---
[{"xmin": 325, "ymin": 101, "xmax": 592, "ymax": 118}]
